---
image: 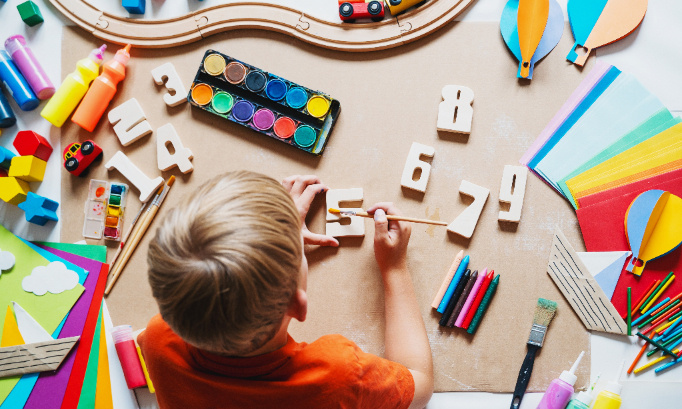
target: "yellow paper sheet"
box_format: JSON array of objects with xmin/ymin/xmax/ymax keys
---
[
  {"xmin": 0, "ymin": 306, "xmax": 24, "ymax": 348},
  {"xmin": 94, "ymin": 315, "xmax": 113, "ymax": 409}
]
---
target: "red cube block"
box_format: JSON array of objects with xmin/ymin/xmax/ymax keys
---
[{"xmin": 13, "ymin": 130, "xmax": 53, "ymax": 162}]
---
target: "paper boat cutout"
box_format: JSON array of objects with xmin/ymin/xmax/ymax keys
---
[
  {"xmin": 0, "ymin": 336, "xmax": 79, "ymax": 378},
  {"xmin": 578, "ymin": 251, "xmax": 630, "ymax": 300}
]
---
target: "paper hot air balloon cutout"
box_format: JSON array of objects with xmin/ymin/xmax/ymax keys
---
[
  {"xmin": 501, "ymin": 0, "xmax": 563, "ymax": 79},
  {"xmin": 567, "ymin": 0, "xmax": 648, "ymax": 66},
  {"xmin": 624, "ymin": 190, "xmax": 682, "ymax": 276}
]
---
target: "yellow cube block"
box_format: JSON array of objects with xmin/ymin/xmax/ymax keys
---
[
  {"xmin": 8, "ymin": 155, "xmax": 47, "ymax": 182},
  {"xmin": 0, "ymin": 177, "xmax": 30, "ymax": 205}
]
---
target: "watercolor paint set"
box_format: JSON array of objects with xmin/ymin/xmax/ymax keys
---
[
  {"xmin": 83, "ymin": 179, "xmax": 128, "ymax": 240},
  {"xmin": 188, "ymin": 50, "xmax": 341, "ymax": 155}
]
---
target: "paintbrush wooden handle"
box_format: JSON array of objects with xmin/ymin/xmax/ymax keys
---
[
  {"xmin": 354, "ymin": 211, "xmax": 448, "ymax": 226},
  {"xmin": 510, "ymin": 345, "xmax": 538, "ymax": 409}
]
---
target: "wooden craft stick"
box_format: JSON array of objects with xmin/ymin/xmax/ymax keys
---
[
  {"xmin": 634, "ymin": 349, "xmax": 682, "ymax": 374},
  {"xmin": 628, "ymin": 280, "xmax": 659, "ymax": 319},
  {"xmin": 627, "ymin": 341, "xmax": 649, "ymax": 374},
  {"xmin": 106, "ymin": 176, "xmax": 175, "ymax": 295},
  {"xmin": 627, "ymin": 287, "xmax": 632, "ymax": 336},
  {"xmin": 636, "ymin": 332, "xmax": 678, "ymax": 359},
  {"xmin": 328, "ymin": 208, "xmax": 448, "ymax": 226},
  {"xmin": 641, "ymin": 273, "xmax": 673, "ymax": 313},
  {"xmin": 642, "ymin": 275, "xmax": 675, "ymax": 313},
  {"xmin": 108, "ymin": 200, "xmax": 149, "ymax": 267}
]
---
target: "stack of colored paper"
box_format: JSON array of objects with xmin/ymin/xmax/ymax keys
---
[{"xmin": 521, "ymin": 63, "xmax": 682, "ymax": 317}]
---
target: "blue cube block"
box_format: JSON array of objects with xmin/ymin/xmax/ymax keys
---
[
  {"xmin": 121, "ymin": 0, "xmax": 145, "ymax": 14},
  {"xmin": 18, "ymin": 192, "xmax": 59, "ymax": 226}
]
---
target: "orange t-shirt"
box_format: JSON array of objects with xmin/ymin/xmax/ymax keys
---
[{"xmin": 138, "ymin": 315, "xmax": 415, "ymax": 409}]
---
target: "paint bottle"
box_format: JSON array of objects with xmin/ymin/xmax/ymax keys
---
[
  {"xmin": 41, "ymin": 45, "xmax": 106, "ymax": 127},
  {"xmin": 4, "ymin": 35, "xmax": 55, "ymax": 100},
  {"xmin": 565, "ymin": 390, "xmax": 594, "ymax": 409},
  {"xmin": 0, "ymin": 89, "xmax": 16, "ymax": 128},
  {"xmin": 0, "ymin": 50, "xmax": 39, "ymax": 111},
  {"xmin": 72, "ymin": 44, "xmax": 131, "ymax": 132},
  {"xmin": 592, "ymin": 382, "xmax": 622, "ymax": 409},
  {"xmin": 111, "ymin": 325, "xmax": 147, "ymax": 389},
  {"xmin": 536, "ymin": 351, "xmax": 584, "ymax": 409}
]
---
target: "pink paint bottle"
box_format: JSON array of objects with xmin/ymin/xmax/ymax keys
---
[
  {"xmin": 112, "ymin": 325, "xmax": 147, "ymax": 389},
  {"xmin": 536, "ymin": 351, "xmax": 584, "ymax": 409},
  {"xmin": 4, "ymin": 35, "xmax": 55, "ymax": 100}
]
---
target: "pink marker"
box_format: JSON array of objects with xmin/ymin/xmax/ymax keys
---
[
  {"xmin": 455, "ymin": 267, "xmax": 486, "ymax": 327},
  {"xmin": 4, "ymin": 35, "xmax": 54, "ymax": 100}
]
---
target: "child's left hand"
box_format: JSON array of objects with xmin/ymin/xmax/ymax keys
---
[{"xmin": 282, "ymin": 175, "xmax": 339, "ymax": 247}]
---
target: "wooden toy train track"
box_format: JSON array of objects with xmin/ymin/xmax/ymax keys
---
[{"xmin": 47, "ymin": 0, "xmax": 477, "ymax": 51}]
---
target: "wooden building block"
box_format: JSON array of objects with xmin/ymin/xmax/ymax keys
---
[
  {"xmin": 0, "ymin": 146, "xmax": 15, "ymax": 169},
  {"xmin": 8, "ymin": 155, "xmax": 47, "ymax": 182},
  {"xmin": 13, "ymin": 130, "xmax": 52, "ymax": 162},
  {"xmin": 108, "ymin": 98, "xmax": 153, "ymax": 146},
  {"xmin": 122, "ymin": 0, "xmax": 145, "ymax": 14},
  {"xmin": 156, "ymin": 124, "xmax": 193, "ymax": 173},
  {"xmin": 105, "ymin": 151, "xmax": 164, "ymax": 202},
  {"xmin": 18, "ymin": 192, "xmax": 59, "ymax": 225},
  {"xmin": 326, "ymin": 188, "xmax": 365, "ymax": 237},
  {"xmin": 447, "ymin": 180, "xmax": 489, "ymax": 239},
  {"xmin": 16, "ymin": 1, "xmax": 44, "ymax": 26},
  {"xmin": 0, "ymin": 177, "xmax": 30, "ymax": 205},
  {"xmin": 400, "ymin": 142, "xmax": 435, "ymax": 193},
  {"xmin": 151, "ymin": 63, "xmax": 188, "ymax": 107},
  {"xmin": 498, "ymin": 165, "xmax": 528, "ymax": 223},
  {"xmin": 437, "ymin": 85, "xmax": 474, "ymax": 134},
  {"xmin": 0, "ymin": 169, "xmax": 7, "ymax": 178}
]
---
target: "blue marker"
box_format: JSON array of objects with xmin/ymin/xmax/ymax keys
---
[
  {"xmin": 437, "ymin": 255, "xmax": 470, "ymax": 313},
  {"xmin": 0, "ymin": 50, "xmax": 39, "ymax": 111},
  {"xmin": 0, "ymin": 88, "xmax": 16, "ymax": 128}
]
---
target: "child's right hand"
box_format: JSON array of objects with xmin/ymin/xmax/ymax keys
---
[{"xmin": 368, "ymin": 202, "xmax": 411, "ymax": 274}]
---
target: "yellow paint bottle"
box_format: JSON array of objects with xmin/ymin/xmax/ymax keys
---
[
  {"xmin": 41, "ymin": 45, "xmax": 106, "ymax": 127},
  {"xmin": 592, "ymin": 382, "xmax": 622, "ymax": 409}
]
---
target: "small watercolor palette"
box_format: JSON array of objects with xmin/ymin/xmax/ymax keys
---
[
  {"xmin": 188, "ymin": 50, "xmax": 341, "ymax": 155},
  {"xmin": 83, "ymin": 179, "xmax": 128, "ymax": 240}
]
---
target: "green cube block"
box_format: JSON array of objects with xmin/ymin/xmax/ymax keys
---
[{"xmin": 17, "ymin": 1, "xmax": 44, "ymax": 27}]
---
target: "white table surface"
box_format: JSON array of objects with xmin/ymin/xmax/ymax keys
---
[{"xmin": 1, "ymin": 0, "xmax": 681, "ymax": 407}]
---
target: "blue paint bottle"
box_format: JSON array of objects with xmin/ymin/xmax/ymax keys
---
[{"xmin": 0, "ymin": 50, "xmax": 39, "ymax": 111}]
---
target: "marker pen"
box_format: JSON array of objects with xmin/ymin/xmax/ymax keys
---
[
  {"xmin": 72, "ymin": 44, "xmax": 131, "ymax": 132},
  {"xmin": 111, "ymin": 325, "xmax": 147, "ymax": 389},
  {"xmin": 0, "ymin": 50, "xmax": 39, "ymax": 111},
  {"xmin": 0, "ymin": 88, "xmax": 16, "ymax": 128},
  {"xmin": 41, "ymin": 45, "xmax": 106, "ymax": 127},
  {"xmin": 4, "ymin": 35, "xmax": 55, "ymax": 100}
]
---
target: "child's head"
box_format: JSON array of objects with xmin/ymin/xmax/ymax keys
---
[{"xmin": 147, "ymin": 171, "xmax": 303, "ymax": 356}]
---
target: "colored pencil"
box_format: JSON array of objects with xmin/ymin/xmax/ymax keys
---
[
  {"xmin": 432, "ymin": 250, "xmax": 464, "ymax": 309},
  {"xmin": 628, "ymin": 280, "xmax": 659, "ymax": 319},
  {"xmin": 641, "ymin": 273, "xmax": 673, "ymax": 313},
  {"xmin": 105, "ymin": 176, "xmax": 175, "ymax": 295},
  {"xmin": 642, "ymin": 274, "xmax": 675, "ymax": 313},
  {"xmin": 437, "ymin": 255, "xmax": 470, "ymax": 313},
  {"xmin": 455, "ymin": 268, "xmax": 487, "ymax": 327},
  {"xmin": 627, "ymin": 341, "xmax": 650, "ymax": 374},
  {"xmin": 447, "ymin": 270, "xmax": 478, "ymax": 327},
  {"xmin": 328, "ymin": 208, "xmax": 448, "ymax": 226},
  {"xmin": 636, "ymin": 332, "xmax": 678, "ymax": 359},
  {"xmin": 634, "ymin": 349, "xmax": 682, "ymax": 374},
  {"xmin": 632, "ymin": 297, "xmax": 671, "ymax": 326},
  {"xmin": 627, "ymin": 287, "xmax": 632, "ymax": 336},
  {"xmin": 439, "ymin": 269, "xmax": 470, "ymax": 327},
  {"xmin": 462, "ymin": 270, "xmax": 494, "ymax": 329},
  {"xmin": 467, "ymin": 274, "xmax": 500, "ymax": 335}
]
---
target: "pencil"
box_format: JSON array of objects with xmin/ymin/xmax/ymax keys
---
[
  {"xmin": 105, "ymin": 176, "xmax": 175, "ymax": 295},
  {"xmin": 636, "ymin": 332, "xmax": 678, "ymax": 359},
  {"xmin": 432, "ymin": 250, "xmax": 464, "ymax": 309},
  {"xmin": 108, "ymin": 200, "xmax": 150, "ymax": 268},
  {"xmin": 627, "ymin": 280, "xmax": 659, "ymax": 319},
  {"xmin": 328, "ymin": 208, "xmax": 448, "ymax": 226},
  {"xmin": 627, "ymin": 287, "xmax": 632, "ymax": 336},
  {"xmin": 641, "ymin": 272, "xmax": 674, "ymax": 313},
  {"xmin": 467, "ymin": 274, "xmax": 500, "ymax": 335}
]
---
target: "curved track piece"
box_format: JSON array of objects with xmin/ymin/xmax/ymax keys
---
[{"xmin": 46, "ymin": 0, "xmax": 477, "ymax": 51}]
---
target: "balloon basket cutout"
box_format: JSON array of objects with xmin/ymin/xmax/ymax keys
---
[
  {"xmin": 567, "ymin": 0, "xmax": 648, "ymax": 67},
  {"xmin": 501, "ymin": 0, "xmax": 563, "ymax": 79},
  {"xmin": 624, "ymin": 190, "xmax": 682, "ymax": 277}
]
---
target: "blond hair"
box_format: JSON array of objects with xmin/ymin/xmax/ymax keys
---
[{"xmin": 147, "ymin": 171, "xmax": 302, "ymax": 355}]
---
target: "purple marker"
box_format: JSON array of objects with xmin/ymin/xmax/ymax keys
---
[{"xmin": 5, "ymin": 35, "xmax": 55, "ymax": 100}]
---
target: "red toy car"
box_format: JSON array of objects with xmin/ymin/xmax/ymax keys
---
[
  {"xmin": 63, "ymin": 140, "xmax": 103, "ymax": 176},
  {"xmin": 339, "ymin": 1, "xmax": 385, "ymax": 22}
]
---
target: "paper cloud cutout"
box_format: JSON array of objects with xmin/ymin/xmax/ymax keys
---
[
  {"xmin": 0, "ymin": 249, "xmax": 16, "ymax": 275},
  {"xmin": 22, "ymin": 261, "xmax": 79, "ymax": 296}
]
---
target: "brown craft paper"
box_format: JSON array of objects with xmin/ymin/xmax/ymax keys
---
[
  {"xmin": 0, "ymin": 336, "xmax": 79, "ymax": 378},
  {"xmin": 60, "ymin": 22, "xmax": 591, "ymax": 392}
]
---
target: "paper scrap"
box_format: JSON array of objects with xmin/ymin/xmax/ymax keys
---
[
  {"xmin": 546, "ymin": 228, "xmax": 627, "ymax": 334},
  {"xmin": 13, "ymin": 302, "xmax": 52, "ymax": 344},
  {"xmin": 22, "ymin": 261, "xmax": 80, "ymax": 296},
  {"xmin": 1, "ymin": 306, "xmax": 24, "ymax": 348},
  {"xmin": 578, "ymin": 251, "xmax": 630, "ymax": 300},
  {"xmin": 0, "ymin": 337, "xmax": 79, "ymax": 379},
  {"xmin": 0, "ymin": 250, "xmax": 15, "ymax": 275}
]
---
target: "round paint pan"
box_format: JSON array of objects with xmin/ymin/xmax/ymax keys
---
[
  {"xmin": 225, "ymin": 62, "xmax": 247, "ymax": 84},
  {"xmin": 232, "ymin": 100, "xmax": 255, "ymax": 122},
  {"xmin": 191, "ymin": 83, "xmax": 213, "ymax": 106},
  {"xmin": 244, "ymin": 71, "xmax": 267, "ymax": 92},
  {"xmin": 293, "ymin": 125, "xmax": 317, "ymax": 148},
  {"xmin": 265, "ymin": 79, "xmax": 287, "ymax": 101},
  {"xmin": 203, "ymin": 54, "xmax": 226, "ymax": 76},
  {"xmin": 306, "ymin": 95, "xmax": 331, "ymax": 118},
  {"xmin": 252, "ymin": 109, "xmax": 276, "ymax": 130},
  {"xmin": 274, "ymin": 117, "xmax": 296, "ymax": 139},
  {"xmin": 286, "ymin": 87, "xmax": 308, "ymax": 109},
  {"xmin": 211, "ymin": 92, "xmax": 234, "ymax": 114}
]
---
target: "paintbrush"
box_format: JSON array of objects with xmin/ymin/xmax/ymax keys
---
[
  {"xmin": 510, "ymin": 298, "xmax": 558, "ymax": 409},
  {"xmin": 328, "ymin": 208, "xmax": 448, "ymax": 226}
]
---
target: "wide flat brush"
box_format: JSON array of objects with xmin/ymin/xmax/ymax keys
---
[{"xmin": 510, "ymin": 298, "xmax": 558, "ymax": 409}]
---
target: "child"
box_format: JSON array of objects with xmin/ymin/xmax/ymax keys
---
[{"xmin": 138, "ymin": 172, "xmax": 433, "ymax": 408}]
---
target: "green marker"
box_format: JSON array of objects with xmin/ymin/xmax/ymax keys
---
[{"xmin": 466, "ymin": 274, "xmax": 500, "ymax": 335}]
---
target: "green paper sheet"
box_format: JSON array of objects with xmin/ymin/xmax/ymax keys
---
[
  {"xmin": 77, "ymin": 302, "xmax": 103, "ymax": 409},
  {"xmin": 0, "ymin": 225, "xmax": 85, "ymax": 402},
  {"xmin": 36, "ymin": 243, "xmax": 108, "ymax": 263}
]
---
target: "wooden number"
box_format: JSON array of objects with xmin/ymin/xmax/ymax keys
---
[
  {"xmin": 437, "ymin": 85, "xmax": 474, "ymax": 134},
  {"xmin": 498, "ymin": 165, "xmax": 528, "ymax": 223},
  {"xmin": 108, "ymin": 98, "xmax": 153, "ymax": 146},
  {"xmin": 151, "ymin": 62, "xmax": 188, "ymax": 107},
  {"xmin": 156, "ymin": 124, "xmax": 194, "ymax": 173},
  {"xmin": 326, "ymin": 188, "xmax": 364, "ymax": 237},
  {"xmin": 105, "ymin": 151, "xmax": 164, "ymax": 202},
  {"xmin": 401, "ymin": 142, "xmax": 435, "ymax": 193},
  {"xmin": 447, "ymin": 180, "xmax": 489, "ymax": 238}
]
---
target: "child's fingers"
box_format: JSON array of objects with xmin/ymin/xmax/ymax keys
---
[
  {"xmin": 303, "ymin": 229, "xmax": 339, "ymax": 247},
  {"xmin": 369, "ymin": 202, "xmax": 403, "ymax": 235},
  {"xmin": 296, "ymin": 183, "xmax": 328, "ymax": 217},
  {"xmin": 291, "ymin": 175, "xmax": 323, "ymax": 196},
  {"xmin": 373, "ymin": 208, "xmax": 390, "ymax": 241},
  {"xmin": 281, "ymin": 175, "xmax": 300, "ymax": 192}
]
